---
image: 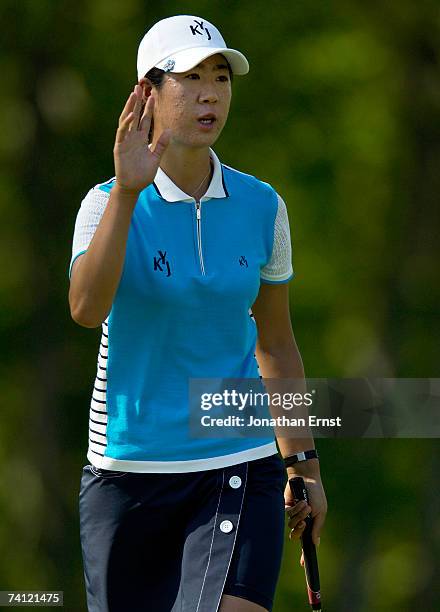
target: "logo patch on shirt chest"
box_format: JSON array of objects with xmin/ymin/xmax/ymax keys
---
[{"xmin": 153, "ymin": 250, "xmax": 171, "ymax": 277}]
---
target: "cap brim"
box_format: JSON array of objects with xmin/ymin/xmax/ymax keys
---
[{"xmin": 155, "ymin": 46, "xmax": 249, "ymax": 75}]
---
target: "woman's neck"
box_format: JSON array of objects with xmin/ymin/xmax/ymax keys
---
[{"xmin": 155, "ymin": 142, "xmax": 213, "ymax": 200}]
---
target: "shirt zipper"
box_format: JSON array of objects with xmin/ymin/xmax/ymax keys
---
[{"xmin": 195, "ymin": 200, "xmax": 206, "ymax": 275}]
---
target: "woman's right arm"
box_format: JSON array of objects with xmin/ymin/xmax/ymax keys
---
[
  {"xmin": 69, "ymin": 185, "xmax": 140, "ymax": 327},
  {"xmin": 69, "ymin": 83, "xmax": 171, "ymax": 328}
]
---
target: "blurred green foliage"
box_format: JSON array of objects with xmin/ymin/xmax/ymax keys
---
[{"xmin": 0, "ymin": 1, "xmax": 439, "ymax": 610}]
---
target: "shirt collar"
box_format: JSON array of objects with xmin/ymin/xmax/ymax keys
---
[{"xmin": 152, "ymin": 147, "xmax": 229, "ymax": 202}]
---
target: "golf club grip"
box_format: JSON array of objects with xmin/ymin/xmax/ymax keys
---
[{"xmin": 289, "ymin": 477, "xmax": 322, "ymax": 611}]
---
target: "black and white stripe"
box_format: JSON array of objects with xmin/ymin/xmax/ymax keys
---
[{"xmin": 88, "ymin": 320, "xmax": 109, "ymax": 459}]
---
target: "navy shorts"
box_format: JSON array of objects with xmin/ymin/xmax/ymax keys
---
[{"xmin": 79, "ymin": 453, "xmax": 286, "ymax": 612}]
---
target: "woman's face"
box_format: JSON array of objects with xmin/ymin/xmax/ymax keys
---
[{"xmin": 142, "ymin": 53, "xmax": 232, "ymax": 149}]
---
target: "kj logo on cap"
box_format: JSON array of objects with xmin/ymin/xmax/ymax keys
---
[{"xmin": 136, "ymin": 15, "xmax": 249, "ymax": 80}]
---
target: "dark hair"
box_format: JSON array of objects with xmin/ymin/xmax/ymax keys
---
[
  {"xmin": 144, "ymin": 67, "xmax": 167, "ymax": 89},
  {"xmin": 143, "ymin": 60, "xmax": 233, "ymax": 143},
  {"xmin": 143, "ymin": 68, "xmax": 166, "ymax": 143}
]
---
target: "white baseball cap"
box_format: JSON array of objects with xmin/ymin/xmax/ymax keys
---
[{"xmin": 137, "ymin": 15, "xmax": 249, "ymax": 81}]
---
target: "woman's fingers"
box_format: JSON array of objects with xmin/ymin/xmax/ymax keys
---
[
  {"xmin": 139, "ymin": 95, "xmax": 154, "ymax": 133},
  {"xmin": 129, "ymin": 84, "xmax": 144, "ymax": 131},
  {"xmin": 119, "ymin": 89, "xmax": 136, "ymax": 126},
  {"xmin": 289, "ymin": 521, "xmax": 306, "ymax": 540},
  {"xmin": 115, "ymin": 111, "xmax": 135, "ymax": 144},
  {"xmin": 286, "ymin": 500, "xmax": 307, "ymax": 517},
  {"xmin": 115, "ymin": 88, "xmax": 138, "ymax": 144},
  {"xmin": 287, "ymin": 501, "xmax": 311, "ymax": 527},
  {"xmin": 286, "ymin": 500, "xmax": 311, "ymax": 542},
  {"xmin": 287, "ymin": 511, "xmax": 310, "ymax": 529},
  {"xmin": 115, "ymin": 84, "xmax": 152, "ymax": 145}
]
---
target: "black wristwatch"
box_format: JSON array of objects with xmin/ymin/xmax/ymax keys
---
[{"xmin": 283, "ymin": 449, "xmax": 319, "ymax": 468}]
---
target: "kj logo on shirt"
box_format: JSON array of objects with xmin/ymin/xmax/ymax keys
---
[{"xmin": 153, "ymin": 250, "xmax": 172, "ymax": 277}]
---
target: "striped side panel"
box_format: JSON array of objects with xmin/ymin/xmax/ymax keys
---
[
  {"xmin": 88, "ymin": 319, "xmax": 109, "ymax": 459},
  {"xmin": 249, "ymin": 307, "xmax": 262, "ymax": 380}
]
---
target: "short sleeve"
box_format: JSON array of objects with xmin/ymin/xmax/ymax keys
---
[
  {"xmin": 68, "ymin": 187, "xmax": 110, "ymax": 278},
  {"xmin": 260, "ymin": 193, "xmax": 294, "ymax": 284}
]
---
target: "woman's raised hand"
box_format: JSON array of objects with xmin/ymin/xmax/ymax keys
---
[{"xmin": 113, "ymin": 84, "xmax": 171, "ymax": 194}]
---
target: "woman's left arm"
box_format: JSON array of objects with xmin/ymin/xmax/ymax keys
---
[{"xmin": 251, "ymin": 282, "xmax": 328, "ymax": 547}]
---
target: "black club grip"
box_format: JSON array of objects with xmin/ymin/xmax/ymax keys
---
[{"xmin": 289, "ymin": 476, "xmax": 322, "ymax": 611}]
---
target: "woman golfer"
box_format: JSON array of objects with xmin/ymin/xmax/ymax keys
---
[{"xmin": 69, "ymin": 14, "xmax": 327, "ymax": 612}]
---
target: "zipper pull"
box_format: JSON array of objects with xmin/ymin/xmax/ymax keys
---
[{"xmin": 196, "ymin": 201, "xmax": 201, "ymax": 220}]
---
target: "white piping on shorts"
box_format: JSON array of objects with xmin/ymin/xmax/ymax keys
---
[{"xmin": 195, "ymin": 470, "xmax": 225, "ymax": 612}]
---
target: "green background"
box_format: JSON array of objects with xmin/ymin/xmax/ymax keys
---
[{"xmin": 0, "ymin": 1, "xmax": 439, "ymax": 610}]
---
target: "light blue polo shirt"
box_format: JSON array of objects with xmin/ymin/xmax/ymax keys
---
[{"xmin": 69, "ymin": 148, "xmax": 294, "ymax": 472}]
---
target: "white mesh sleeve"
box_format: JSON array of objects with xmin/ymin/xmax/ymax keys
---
[
  {"xmin": 69, "ymin": 187, "xmax": 110, "ymax": 277},
  {"xmin": 260, "ymin": 193, "xmax": 294, "ymax": 283}
]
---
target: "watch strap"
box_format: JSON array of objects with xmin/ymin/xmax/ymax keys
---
[{"xmin": 283, "ymin": 449, "xmax": 319, "ymax": 468}]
